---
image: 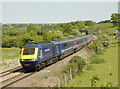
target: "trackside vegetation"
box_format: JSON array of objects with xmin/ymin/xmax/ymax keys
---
[
  {"xmin": 63, "ymin": 56, "xmax": 86, "ymax": 76},
  {"xmin": 2, "ymin": 13, "xmax": 119, "ymax": 48},
  {"xmin": 1, "ymin": 13, "xmax": 119, "ymax": 87},
  {"xmin": 60, "ymin": 44, "xmax": 118, "ymax": 87}
]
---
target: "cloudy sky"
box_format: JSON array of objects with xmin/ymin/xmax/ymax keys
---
[{"xmin": 1, "ymin": 0, "xmax": 119, "ymax": 24}]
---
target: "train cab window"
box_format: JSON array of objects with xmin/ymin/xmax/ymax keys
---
[
  {"xmin": 23, "ymin": 48, "xmax": 35, "ymax": 55},
  {"xmin": 39, "ymin": 49, "xmax": 43, "ymax": 59}
]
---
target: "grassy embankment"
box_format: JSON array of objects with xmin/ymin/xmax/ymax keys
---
[
  {"xmin": 64, "ymin": 44, "xmax": 118, "ymax": 87},
  {"xmin": 88, "ymin": 23, "xmax": 118, "ymax": 43},
  {"xmin": 2, "ymin": 48, "xmax": 20, "ymax": 67}
]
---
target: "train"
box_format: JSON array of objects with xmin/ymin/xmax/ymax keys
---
[{"xmin": 20, "ymin": 33, "xmax": 93, "ymax": 70}]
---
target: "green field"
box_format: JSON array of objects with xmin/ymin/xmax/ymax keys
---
[
  {"xmin": 2, "ymin": 48, "xmax": 20, "ymax": 60},
  {"xmin": 64, "ymin": 44, "xmax": 118, "ymax": 87}
]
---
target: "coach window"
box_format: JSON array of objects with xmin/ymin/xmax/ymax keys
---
[
  {"xmin": 86, "ymin": 38, "xmax": 88, "ymax": 42},
  {"xmin": 77, "ymin": 39, "xmax": 82, "ymax": 44},
  {"xmin": 64, "ymin": 42, "xmax": 74, "ymax": 48}
]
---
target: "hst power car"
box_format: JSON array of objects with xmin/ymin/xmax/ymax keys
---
[{"xmin": 20, "ymin": 34, "xmax": 93, "ymax": 70}]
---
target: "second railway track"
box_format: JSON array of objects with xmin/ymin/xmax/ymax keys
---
[
  {"xmin": 0, "ymin": 66, "xmax": 36, "ymax": 89},
  {"xmin": 0, "ymin": 66, "xmax": 21, "ymax": 77}
]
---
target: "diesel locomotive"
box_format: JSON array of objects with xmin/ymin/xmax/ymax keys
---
[{"xmin": 20, "ymin": 34, "xmax": 93, "ymax": 70}]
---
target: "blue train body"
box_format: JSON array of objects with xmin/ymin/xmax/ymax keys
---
[{"xmin": 20, "ymin": 34, "xmax": 93, "ymax": 69}]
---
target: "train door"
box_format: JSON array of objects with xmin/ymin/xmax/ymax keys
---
[
  {"xmin": 39, "ymin": 48, "xmax": 43, "ymax": 60},
  {"xmin": 56, "ymin": 45, "xmax": 59, "ymax": 55}
]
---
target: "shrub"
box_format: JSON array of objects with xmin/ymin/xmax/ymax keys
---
[
  {"xmin": 63, "ymin": 56, "xmax": 86, "ymax": 75},
  {"xmin": 90, "ymin": 75, "xmax": 100, "ymax": 87},
  {"xmin": 89, "ymin": 40, "xmax": 103, "ymax": 53}
]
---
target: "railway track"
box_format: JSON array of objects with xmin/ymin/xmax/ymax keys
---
[
  {"xmin": 0, "ymin": 58, "xmax": 65, "ymax": 88},
  {"xmin": 0, "ymin": 66, "xmax": 21, "ymax": 77},
  {"xmin": 1, "ymin": 72, "xmax": 35, "ymax": 89},
  {"xmin": 0, "ymin": 66, "xmax": 35, "ymax": 89},
  {"xmin": 0, "ymin": 43, "xmax": 92, "ymax": 88}
]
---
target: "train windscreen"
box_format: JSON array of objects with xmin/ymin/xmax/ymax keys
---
[{"xmin": 23, "ymin": 48, "xmax": 35, "ymax": 55}]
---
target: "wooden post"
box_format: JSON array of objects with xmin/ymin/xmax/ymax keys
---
[
  {"xmin": 70, "ymin": 68, "xmax": 72, "ymax": 80},
  {"xmin": 58, "ymin": 80, "xmax": 60, "ymax": 87},
  {"xmin": 64, "ymin": 74, "xmax": 67, "ymax": 85}
]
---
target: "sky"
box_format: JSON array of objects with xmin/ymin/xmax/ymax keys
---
[{"xmin": 1, "ymin": 1, "xmax": 119, "ymax": 24}]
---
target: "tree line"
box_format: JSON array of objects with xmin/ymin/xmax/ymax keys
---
[{"xmin": 2, "ymin": 13, "xmax": 119, "ymax": 48}]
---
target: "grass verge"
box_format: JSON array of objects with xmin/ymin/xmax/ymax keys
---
[{"xmin": 64, "ymin": 44, "xmax": 118, "ymax": 87}]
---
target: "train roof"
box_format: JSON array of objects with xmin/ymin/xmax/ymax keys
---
[
  {"xmin": 23, "ymin": 34, "xmax": 93, "ymax": 48},
  {"xmin": 23, "ymin": 41, "xmax": 54, "ymax": 48},
  {"xmin": 23, "ymin": 43, "xmax": 41, "ymax": 48}
]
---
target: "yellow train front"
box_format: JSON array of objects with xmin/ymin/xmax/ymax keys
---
[{"xmin": 20, "ymin": 44, "xmax": 41, "ymax": 70}]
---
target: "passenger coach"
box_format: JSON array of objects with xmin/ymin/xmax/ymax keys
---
[{"xmin": 20, "ymin": 34, "xmax": 93, "ymax": 70}]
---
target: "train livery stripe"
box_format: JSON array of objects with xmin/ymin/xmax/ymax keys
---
[
  {"xmin": 83, "ymin": 38, "xmax": 85, "ymax": 45},
  {"xmin": 75, "ymin": 40, "xmax": 77, "ymax": 48}
]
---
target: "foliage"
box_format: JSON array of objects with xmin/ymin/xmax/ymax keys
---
[
  {"xmin": 111, "ymin": 13, "xmax": 120, "ymax": 27},
  {"xmin": 71, "ymin": 29, "xmax": 81, "ymax": 36},
  {"xmin": 101, "ymin": 82, "xmax": 113, "ymax": 89},
  {"xmin": 2, "ymin": 35, "xmax": 17, "ymax": 48},
  {"xmin": 98, "ymin": 20, "xmax": 111, "ymax": 24},
  {"xmin": 90, "ymin": 75, "xmax": 100, "ymax": 87},
  {"xmin": 63, "ymin": 56, "xmax": 86, "ymax": 75},
  {"xmin": 2, "ymin": 20, "xmax": 87, "ymax": 48},
  {"xmin": 27, "ymin": 24, "xmax": 39, "ymax": 33},
  {"xmin": 61, "ymin": 23, "xmax": 74, "ymax": 33},
  {"xmin": 2, "ymin": 26, "xmax": 19, "ymax": 36},
  {"xmin": 63, "ymin": 44, "xmax": 118, "ymax": 87},
  {"xmin": 1, "ymin": 13, "xmax": 116, "ymax": 48},
  {"xmin": 101, "ymin": 35, "xmax": 110, "ymax": 47},
  {"xmin": 89, "ymin": 40, "xmax": 103, "ymax": 53},
  {"xmin": 42, "ymin": 30, "xmax": 63, "ymax": 41},
  {"xmin": 89, "ymin": 34, "xmax": 110, "ymax": 53},
  {"xmin": 84, "ymin": 20, "xmax": 95, "ymax": 26}
]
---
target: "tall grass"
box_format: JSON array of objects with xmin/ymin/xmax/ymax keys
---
[{"xmin": 2, "ymin": 48, "xmax": 20, "ymax": 60}]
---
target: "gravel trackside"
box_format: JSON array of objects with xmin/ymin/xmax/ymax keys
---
[{"xmin": 8, "ymin": 46, "xmax": 92, "ymax": 87}]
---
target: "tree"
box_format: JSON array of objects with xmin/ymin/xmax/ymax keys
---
[
  {"xmin": 2, "ymin": 35, "xmax": 17, "ymax": 47},
  {"xmin": 71, "ymin": 29, "xmax": 81, "ymax": 36},
  {"xmin": 71, "ymin": 21, "xmax": 86, "ymax": 30},
  {"xmin": 98, "ymin": 20, "xmax": 111, "ymax": 24},
  {"xmin": 27, "ymin": 24, "xmax": 39, "ymax": 33},
  {"xmin": 111, "ymin": 13, "xmax": 120, "ymax": 27},
  {"xmin": 61, "ymin": 23, "xmax": 74, "ymax": 33},
  {"xmin": 85, "ymin": 20, "xmax": 95, "ymax": 26}
]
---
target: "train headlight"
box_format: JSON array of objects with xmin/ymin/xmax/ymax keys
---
[
  {"xmin": 31, "ymin": 59, "xmax": 36, "ymax": 61},
  {"xmin": 20, "ymin": 59, "xmax": 24, "ymax": 61}
]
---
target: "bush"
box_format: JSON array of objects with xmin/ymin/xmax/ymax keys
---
[
  {"xmin": 89, "ymin": 40, "xmax": 103, "ymax": 53},
  {"xmin": 90, "ymin": 55, "xmax": 105, "ymax": 64},
  {"xmin": 63, "ymin": 56, "xmax": 86, "ymax": 75}
]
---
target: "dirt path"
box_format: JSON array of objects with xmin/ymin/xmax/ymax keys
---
[{"xmin": 9, "ymin": 46, "xmax": 92, "ymax": 87}]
